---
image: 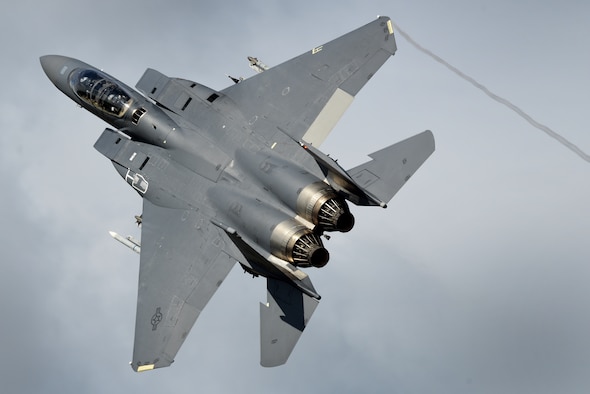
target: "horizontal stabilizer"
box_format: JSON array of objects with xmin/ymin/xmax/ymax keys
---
[
  {"xmin": 260, "ymin": 278, "xmax": 319, "ymax": 367},
  {"xmin": 302, "ymin": 130, "xmax": 434, "ymax": 206},
  {"xmin": 347, "ymin": 130, "xmax": 434, "ymax": 204}
]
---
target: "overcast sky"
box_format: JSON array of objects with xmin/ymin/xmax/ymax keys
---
[{"xmin": 1, "ymin": 1, "xmax": 589, "ymax": 393}]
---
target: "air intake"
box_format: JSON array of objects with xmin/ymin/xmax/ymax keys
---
[{"xmin": 131, "ymin": 107, "xmax": 147, "ymax": 125}]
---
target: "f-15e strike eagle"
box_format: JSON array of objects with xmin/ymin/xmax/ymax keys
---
[{"xmin": 41, "ymin": 16, "xmax": 434, "ymax": 372}]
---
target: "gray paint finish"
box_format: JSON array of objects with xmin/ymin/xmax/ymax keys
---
[{"xmin": 40, "ymin": 16, "xmax": 434, "ymax": 372}]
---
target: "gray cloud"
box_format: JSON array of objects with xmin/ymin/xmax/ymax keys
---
[{"xmin": 2, "ymin": 1, "xmax": 589, "ymax": 393}]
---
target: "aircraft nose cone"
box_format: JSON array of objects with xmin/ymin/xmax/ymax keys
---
[
  {"xmin": 40, "ymin": 55, "xmax": 66, "ymax": 82},
  {"xmin": 40, "ymin": 55, "xmax": 82, "ymax": 94}
]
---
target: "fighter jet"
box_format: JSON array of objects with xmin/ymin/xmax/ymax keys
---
[{"xmin": 40, "ymin": 16, "xmax": 434, "ymax": 372}]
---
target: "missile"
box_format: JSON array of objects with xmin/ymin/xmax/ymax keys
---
[
  {"xmin": 247, "ymin": 56, "xmax": 269, "ymax": 73},
  {"xmin": 109, "ymin": 231, "xmax": 141, "ymax": 254}
]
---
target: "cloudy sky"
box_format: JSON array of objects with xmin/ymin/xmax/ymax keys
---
[{"xmin": 2, "ymin": 1, "xmax": 589, "ymax": 393}]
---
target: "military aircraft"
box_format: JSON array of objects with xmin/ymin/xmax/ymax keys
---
[{"xmin": 40, "ymin": 16, "xmax": 434, "ymax": 372}]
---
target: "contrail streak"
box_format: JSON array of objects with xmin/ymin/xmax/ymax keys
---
[{"xmin": 392, "ymin": 22, "xmax": 590, "ymax": 163}]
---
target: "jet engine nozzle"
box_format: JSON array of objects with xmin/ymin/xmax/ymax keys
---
[
  {"xmin": 316, "ymin": 195, "xmax": 355, "ymax": 233},
  {"xmin": 292, "ymin": 233, "xmax": 330, "ymax": 268},
  {"xmin": 237, "ymin": 150, "xmax": 355, "ymax": 233},
  {"xmin": 271, "ymin": 220, "xmax": 329, "ymax": 268},
  {"xmin": 298, "ymin": 182, "xmax": 355, "ymax": 232}
]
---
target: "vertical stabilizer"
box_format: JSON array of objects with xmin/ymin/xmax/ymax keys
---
[{"xmin": 260, "ymin": 278, "xmax": 319, "ymax": 367}]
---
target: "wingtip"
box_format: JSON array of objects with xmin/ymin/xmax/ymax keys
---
[
  {"xmin": 130, "ymin": 363, "xmax": 156, "ymax": 372},
  {"xmin": 260, "ymin": 359, "xmax": 287, "ymax": 368}
]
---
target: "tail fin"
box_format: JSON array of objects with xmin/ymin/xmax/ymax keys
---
[{"xmin": 260, "ymin": 278, "xmax": 319, "ymax": 367}]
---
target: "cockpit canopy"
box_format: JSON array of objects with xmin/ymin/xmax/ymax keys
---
[{"xmin": 69, "ymin": 69, "xmax": 133, "ymax": 118}]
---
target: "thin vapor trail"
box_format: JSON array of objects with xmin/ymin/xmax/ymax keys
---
[{"xmin": 392, "ymin": 22, "xmax": 590, "ymax": 163}]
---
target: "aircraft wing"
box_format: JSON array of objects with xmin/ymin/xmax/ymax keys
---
[
  {"xmin": 221, "ymin": 16, "xmax": 397, "ymax": 147},
  {"xmin": 131, "ymin": 199, "xmax": 236, "ymax": 372}
]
